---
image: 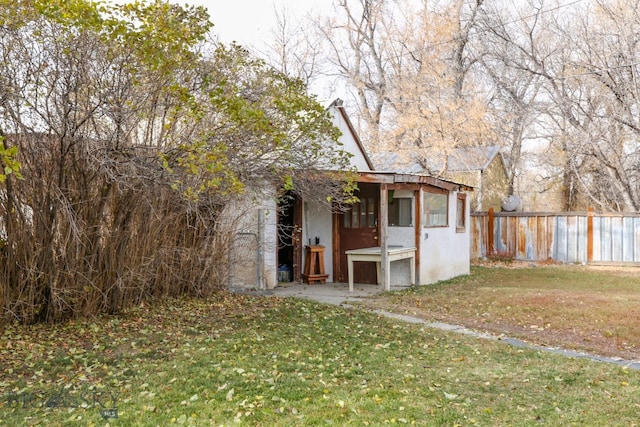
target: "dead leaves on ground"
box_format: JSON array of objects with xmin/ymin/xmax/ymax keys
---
[{"xmin": 2, "ymin": 290, "xmax": 640, "ymax": 426}]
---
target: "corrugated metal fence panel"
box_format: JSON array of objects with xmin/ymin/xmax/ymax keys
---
[
  {"xmin": 623, "ymin": 217, "xmax": 635, "ymax": 261},
  {"xmin": 594, "ymin": 216, "xmax": 610, "ymax": 262},
  {"xmin": 592, "ymin": 215, "xmax": 640, "ymax": 262},
  {"xmin": 635, "ymin": 218, "xmax": 640, "ymax": 262},
  {"xmin": 494, "ymin": 216, "xmax": 507, "ymax": 254},
  {"xmin": 471, "ymin": 212, "xmax": 639, "ymax": 263},
  {"xmin": 552, "ymin": 215, "xmax": 587, "ymax": 264},
  {"xmin": 625, "ymin": 216, "xmax": 640, "ymax": 262},
  {"xmin": 516, "ymin": 216, "xmax": 528, "ymax": 259},
  {"xmin": 541, "ymin": 215, "xmax": 554, "ymax": 260}
]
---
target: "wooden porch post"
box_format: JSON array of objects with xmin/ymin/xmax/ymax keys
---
[{"xmin": 380, "ymin": 183, "xmax": 390, "ymax": 291}]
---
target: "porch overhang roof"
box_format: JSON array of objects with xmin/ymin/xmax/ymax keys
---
[{"xmin": 356, "ymin": 171, "xmax": 474, "ymax": 192}]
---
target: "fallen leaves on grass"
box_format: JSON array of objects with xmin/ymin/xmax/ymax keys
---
[
  {"xmin": 361, "ymin": 265, "xmax": 640, "ymax": 360},
  {"xmin": 2, "ymin": 289, "xmax": 640, "ymax": 426}
]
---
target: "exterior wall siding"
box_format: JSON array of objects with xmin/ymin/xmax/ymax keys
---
[
  {"xmin": 228, "ymin": 194, "xmax": 278, "ymax": 290},
  {"xmin": 387, "ymin": 190, "xmax": 416, "ymax": 286},
  {"xmin": 420, "ymin": 190, "xmax": 470, "ymax": 284},
  {"xmin": 471, "ymin": 211, "xmax": 640, "ymax": 264},
  {"xmin": 302, "ymin": 200, "xmax": 334, "ymax": 282}
]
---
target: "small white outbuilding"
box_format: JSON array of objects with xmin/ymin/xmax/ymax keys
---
[{"xmin": 229, "ymin": 99, "xmax": 472, "ymax": 291}]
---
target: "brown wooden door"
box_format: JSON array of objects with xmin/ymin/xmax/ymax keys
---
[{"xmin": 337, "ymin": 184, "xmax": 379, "ymax": 284}]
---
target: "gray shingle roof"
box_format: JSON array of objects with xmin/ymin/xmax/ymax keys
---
[{"xmin": 371, "ymin": 146, "xmax": 502, "ymax": 173}]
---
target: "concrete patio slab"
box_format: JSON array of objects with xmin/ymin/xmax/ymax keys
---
[{"xmin": 271, "ymin": 282, "xmax": 407, "ymax": 305}]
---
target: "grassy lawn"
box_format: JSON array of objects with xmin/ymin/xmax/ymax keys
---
[
  {"xmin": 361, "ymin": 263, "xmax": 640, "ymax": 361},
  {"xmin": 2, "ymin": 288, "xmax": 640, "ymax": 426}
]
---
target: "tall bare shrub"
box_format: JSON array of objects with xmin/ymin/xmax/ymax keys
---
[{"xmin": 0, "ymin": 1, "xmax": 353, "ymax": 323}]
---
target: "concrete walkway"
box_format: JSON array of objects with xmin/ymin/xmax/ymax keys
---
[
  {"xmin": 271, "ymin": 281, "xmax": 390, "ymax": 305},
  {"xmin": 271, "ymin": 282, "xmax": 640, "ymax": 371}
]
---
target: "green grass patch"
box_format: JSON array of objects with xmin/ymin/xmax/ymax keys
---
[{"xmin": 1, "ymin": 291, "xmax": 640, "ymax": 425}]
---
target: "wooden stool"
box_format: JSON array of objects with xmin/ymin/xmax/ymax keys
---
[{"xmin": 302, "ymin": 245, "xmax": 329, "ymax": 284}]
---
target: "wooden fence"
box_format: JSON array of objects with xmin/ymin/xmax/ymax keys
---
[{"xmin": 471, "ymin": 209, "xmax": 640, "ymax": 264}]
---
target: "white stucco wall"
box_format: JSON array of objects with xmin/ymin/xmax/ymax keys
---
[
  {"xmin": 387, "ymin": 190, "xmax": 415, "ymax": 287},
  {"xmin": 419, "ymin": 190, "xmax": 471, "ymax": 284},
  {"xmin": 226, "ymin": 104, "xmax": 371, "ymax": 290},
  {"xmin": 226, "ymin": 191, "xmax": 279, "ymax": 290},
  {"xmin": 262, "ymin": 203, "xmax": 279, "ymax": 289},
  {"xmin": 227, "ymin": 187, "xmax": 470, "ymax": 290},
  {"xmin": 301, "ymin": 200, "xmax": 334, "ymax": 281},
  {"xmin": 386, "ymin": 244, "xmax": 414, "ymax": 287},
  {"xmin": 331, "ymin": 110, "xmax": 372, "ymax": 172}
]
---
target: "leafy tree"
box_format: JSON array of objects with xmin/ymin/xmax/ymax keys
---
[{"xmin": 0, "ymin": 0, "xmax": 352, "ymax": 323}]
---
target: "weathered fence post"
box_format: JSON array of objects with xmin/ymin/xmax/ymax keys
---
[
  {"xmin": 587, "ymin": 207, "xmax": 594, "ymax": 263},
  {"xmin": 488, "ymin": 208, "xmax": 495, "ymax": 257}
]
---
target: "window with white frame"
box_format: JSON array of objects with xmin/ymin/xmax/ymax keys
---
[
  {"xmin": 456, "ymin": 193, "xmax": 466, "ymax": 232},
  {"xmin": 423, "ymin": 189, "xmax": 448, "ymax": 227},
  {"xmin": 388, "ymin": 197, "xmax": 412, "ymax": 227}
]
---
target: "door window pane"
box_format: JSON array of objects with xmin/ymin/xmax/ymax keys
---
[
  {"xmin": 344, "ymin": 209, "xmax": 351, "ymax": 228},
  {"xmin": 342, "ymin": 195, "xmax": 378, "ymax": 229},
  {"xmin": 367, "ymin": 198, "xmax": 376, "ymax": 227},
  {"xmin": 351, "ymin": 204, "xmax": 360, "ymax": 228}
]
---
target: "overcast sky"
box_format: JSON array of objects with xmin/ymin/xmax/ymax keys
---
[
  {"xmin": 176, "ymin": 0, "xmax": 339, "ymax": 101},
  {"xmin": 182, "ymin": 0, "xmax": 328, "ymax": 50}
]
